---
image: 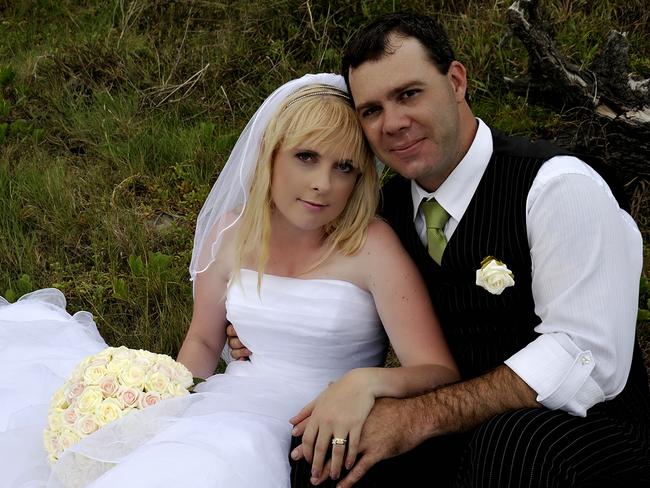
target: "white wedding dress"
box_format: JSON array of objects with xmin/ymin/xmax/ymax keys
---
[{"xmin": 0, "ymin": 269, "xmax": 386, "ymax": 488}]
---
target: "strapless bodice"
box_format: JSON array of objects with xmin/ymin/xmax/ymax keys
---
[{"xmin": 224, "ymin": 269, "xmax": 386, "ymax": 387}]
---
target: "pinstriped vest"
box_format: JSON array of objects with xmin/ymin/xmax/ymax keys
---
[
  {"xmin": 381, "ymin": 128, "xmax": 650, "ymax": 417},
  {"xmin": 380, "ymin": 130, "xmax": 579, "ymax": 378}
]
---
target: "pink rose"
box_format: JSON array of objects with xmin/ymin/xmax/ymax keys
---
[
  {"xmin": 63, "ymin": 407, "xmax": 78, "ymax": 425},
  {"xmin": 75, "ymin": 415, "xmax": 99, "ymax": 435},
  {"xmin": 117, "ymin": 386, "xmax": 140, "ymax": 409},
  {"xmin": 99, "ymin": 375, "xmax": 119, "ymax": 397},
  {"xmin": 139, "ymin": 391, "xmax": 161, "ymax": 409},
  {"xmin": 65, "ymin": 381, "xmax": 85, "ymax": 401}
]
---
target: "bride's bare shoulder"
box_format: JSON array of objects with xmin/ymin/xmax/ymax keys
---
[{"xmin": 363, "ymin": 218, "xmax": 402, "ymax": 253}]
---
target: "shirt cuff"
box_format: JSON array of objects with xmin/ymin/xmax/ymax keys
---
[{"xmin": 504, "ymin": 334, "xmax": 605, "ymax": 416}]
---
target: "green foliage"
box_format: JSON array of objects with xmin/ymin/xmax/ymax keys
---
[
  {"xmin": 0, "ymin": 98, "xmax": 10, "ymax": 118},
  {"xmin": 0, "ymin": 66, "xmax": 16, "ymax": 86},
  {"xmin": 4, "ymin": 274, "xmax": 34, "ymax": 303},
  {"xmin": 639, "ymin": 277, "xmax": 650, "ymax": 322},
  {"xmin": 0, "ymin": 0, "xmax": 647, "ymax": 359},
  {"xmin": 0, "ymin": 65, "xmax": 44, "ymax": 146}
]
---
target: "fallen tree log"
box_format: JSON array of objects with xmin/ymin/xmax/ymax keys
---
[{"xmin": 505, "ymin": 0, "xmax": 649, "ymax": 183}]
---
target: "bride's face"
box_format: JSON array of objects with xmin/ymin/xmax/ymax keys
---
[{"xmin": 270, "ymin": 138, "xmax": 359, "ymax": 233}]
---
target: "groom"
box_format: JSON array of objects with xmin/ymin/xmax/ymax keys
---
[{"xmin": 232, "ymin": 12, "xmax": 650, "ymax": 487}]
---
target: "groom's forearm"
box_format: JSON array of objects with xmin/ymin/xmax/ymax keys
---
[{"xmin": 407, "ymin": 364, "xmax": 540, "ymax": 439}]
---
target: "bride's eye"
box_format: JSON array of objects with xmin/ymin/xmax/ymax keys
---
[
  {"xmin": 296, "ymin": 151, "xmax": 316, "ymax": 162},
  {"xmin": 335, "ymin": 160, "xmax": 354, "ymax": 173}
]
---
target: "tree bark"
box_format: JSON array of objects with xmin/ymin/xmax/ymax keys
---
[{"xmin": 505, "ymin": 0, "xmax": 649, "ymax": 183}]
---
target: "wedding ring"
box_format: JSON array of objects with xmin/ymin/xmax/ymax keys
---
[{"xmin": 331, "ymin": 437, "xmax": 347, "ymax": 446}]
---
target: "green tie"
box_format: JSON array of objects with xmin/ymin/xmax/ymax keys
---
[{"xmin": 421, "ymin": 199, "xmax": 450, "ymax": 265}]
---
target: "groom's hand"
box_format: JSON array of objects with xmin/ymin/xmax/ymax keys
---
[
  {"xmin": 291, "ymin": 397, "xmax": 423, "ymax": 487},
  {"xmin": 225, "ymin": 323, "xmax": 251, "ymax": 361},
  {"xmin": 335, "ymin": 397, "xmax": 423, "ymax": 488}
]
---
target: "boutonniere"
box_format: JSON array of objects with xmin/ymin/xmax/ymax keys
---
[{"xmin": 475, "ymin": 256, "xmax": 514, "ymax": 295}]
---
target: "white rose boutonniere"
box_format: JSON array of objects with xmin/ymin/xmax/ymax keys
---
[{"xmin": 475, "ymin": 256, "xmax": 515, "ymax": 295}]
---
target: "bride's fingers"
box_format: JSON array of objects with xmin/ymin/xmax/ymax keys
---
[
  {"xmin": 310, "ymin": 429, "xmax": 333, "ymax": 480},
  {"xmin": 329, "ymin": 434, "xmax": 348, "ymax": 480},
  {"xmin": 300, "ymin": 422, "xmax": 318, "ymax": 464},
  {"xmin": 291, "ymin": 417, "xmax": 309, "ymax": 437},
  {"xmin": 289, "ymin": 400, "xmax": 314, "ymax": 426}
]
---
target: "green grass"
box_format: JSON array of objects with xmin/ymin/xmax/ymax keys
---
[{"xmin": 0, "ymin": 0, "xmax": 648, "ymax": 366}]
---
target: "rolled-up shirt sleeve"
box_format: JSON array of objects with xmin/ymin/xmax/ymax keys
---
[{"xmin": 504, "ymin": 156, "xmax": 643, "ymax": 416}]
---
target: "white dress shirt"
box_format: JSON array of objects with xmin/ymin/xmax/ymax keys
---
[{"xmin": 411, "ymin": 119, "xmax": 642, "ymax": 416}]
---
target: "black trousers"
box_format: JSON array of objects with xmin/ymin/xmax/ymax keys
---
[
  {"xmin": 290, "ymin": 386, "xmax": 650, "ymax": 487},
  {"xmin": 290, "ymin": 431, "xmax": 469, "ymax": 487}
]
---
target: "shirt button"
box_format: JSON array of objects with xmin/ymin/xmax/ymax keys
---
[{"xmin": 580, "ymin": 354, "xmax": 591, "ymax": 365}]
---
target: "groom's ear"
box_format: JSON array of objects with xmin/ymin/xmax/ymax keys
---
[
  {"xmin": 345, "ymin": 69, "xmax": 361, "ymax": 109},
  {"xmin": 447, "ymin": 61, "xmax": 468, "ymax": 104}
]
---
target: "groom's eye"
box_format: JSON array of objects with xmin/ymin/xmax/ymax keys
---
[
  {"xmin": 360, "ymin": 106, "xmax": 380, "ymax": 118},
  {"xmin": 400, "ymin": 89, "xmax": 419, "ymax": 100}
]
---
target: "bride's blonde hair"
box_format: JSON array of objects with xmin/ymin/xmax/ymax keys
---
[{"xmin": 234, "ymin": 84, "xmax": 378, "ymax": 281}]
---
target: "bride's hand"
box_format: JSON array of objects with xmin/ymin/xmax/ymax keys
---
[{"xmin": 289, "ymin": 369, "xmax": 377, "ymax": 482}]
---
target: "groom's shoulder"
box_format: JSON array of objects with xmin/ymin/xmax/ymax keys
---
[
  {"xmin": 379, "ymin": 173, "xmax": 411, "ymax": 214},
  {"xmin": 491, "ymin": 127, "xmax": 571, "ymax": 162}
]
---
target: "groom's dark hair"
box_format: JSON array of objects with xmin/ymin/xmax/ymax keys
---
[{"xmin": 341, "ymin": 12, "xmax": 457, "ymax": 92}]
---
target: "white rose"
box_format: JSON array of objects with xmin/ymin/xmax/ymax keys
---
[
  {"xmin": 47, "ymin": 408, "xmax": 65, "ymax": 432},
  {"xmin": 136, "ymin": 349, "xmax": 154, "ymax": 361},
  {"xmin": 156, "ymin": 355, "xmax": 192, "ymax": 388},
  {"xmin": 153, "ymin": 362, "xmax": 172, "ymax": 377},
  {"xmin": 132, "ymin": 350, "xmax": 153, "ymax": 370},
  {"xmin": 43, "ymin": 428, "xmax": 59, "ymax": 458},
  {"xmin": 110, "ymin": 346, "xmax": 132, "ymax": 362},
  {"xmin": 167, "ymin": 381, "xmax": 190, "ymax": 398},
  {"xmin": 475, "ymin": 258, "xmax": 515, "ymax": 295},
  {"xmin": 58, "ymin": 428, "xmax": 80, "ymax": 450},
  {"xmin": 145, "ymin": 371, "xmax": 171, "ymax": 394},
  {"xmin": 89, "ymin": 358, "xmax": 108, "ymax": 368},
  {"xmin": 83, "ymin": 364, "xmax": 108, "ymax": 385},
  {"xmin": 51, "ymin": 387, "xmax": 69, "ymax": 409},
  {"xmin": 75, "ymin": 356, "xmax": 93, "ymax": 373},
  {"xmin": 172, "ymin": 364, "xmax": 194, "ymax": 389},
  {"xmin": 119, "ymin": 364, "xmax": 146, "ymax": 389},
  {"xmin": 76, "ymin": 386, "xmax": 104, "ymax": 415},
  {"xmin": 106, "ymin": 357, "xmax": 129, "ymax": 374},
  {"xmin": 94, "ymin": 347, "xmax": 114, "ymax": 361},
  {"xmin": 75, "ymin": 414, "xmax": 100, "ymax": 435},
  {"xmin": 95, "ymin": 397, "xmax": 123, "ymax": 425}
]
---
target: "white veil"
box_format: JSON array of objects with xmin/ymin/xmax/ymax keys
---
[{"xmin": 189, "ymin": 73, "xmax": 348, "ymax": 284}]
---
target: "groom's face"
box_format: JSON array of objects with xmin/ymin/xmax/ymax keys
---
[{"xmin": 348, "ymin": 35, "xmax": 468, "ymax": 192}]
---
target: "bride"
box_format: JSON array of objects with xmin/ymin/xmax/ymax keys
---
[{"xmin": 0, "ymin": 73, "xmax": 458, "ymax": 487}]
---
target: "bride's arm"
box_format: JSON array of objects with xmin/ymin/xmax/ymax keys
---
[
  {"xmin": 291, "ymin": 219, "xmax": 459, "ymax": 480},
  {"xmin": 177, "ymin": 262, "xmax": 229, "ymax": 379},
  {"xmin": 367, "ymin": 219, "xmax": 459, "ymax": 385}
]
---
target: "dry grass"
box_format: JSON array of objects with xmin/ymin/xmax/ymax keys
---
[{"xmin": 0, "ymin": 1, "xmax": 647, "ymax": 369}]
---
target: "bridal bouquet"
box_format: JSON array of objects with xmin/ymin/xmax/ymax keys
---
[{"xmin": 43, "ymin": 346, "xmax": 195, "ymax": 463}]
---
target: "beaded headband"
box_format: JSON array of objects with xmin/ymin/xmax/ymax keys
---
[{"xmin": 285, "ymin": 89, "xmax": 351, "ymax": 108}]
